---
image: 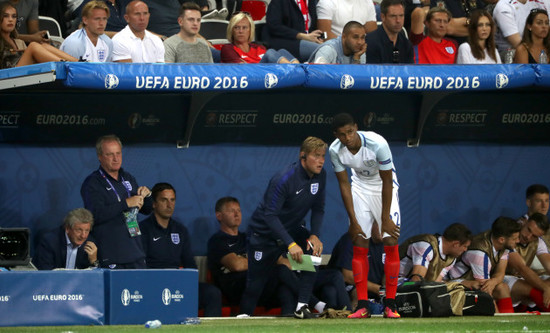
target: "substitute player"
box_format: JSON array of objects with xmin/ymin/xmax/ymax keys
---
[
  {"xmin": 329, "ymin": 113, "xmax": 401, "ymax": 319},
  {"xmin": 239, "ymin": 137, "xmax": 328, "ymax": 319}
]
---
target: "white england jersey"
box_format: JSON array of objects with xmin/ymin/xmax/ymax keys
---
[
  {"xmin": 84, "ymin": 35, "xmax": 110, "ymax": 62},
  {"xmin": 329, "ymin": 131, "xmax": 397, "ymax": 192}
]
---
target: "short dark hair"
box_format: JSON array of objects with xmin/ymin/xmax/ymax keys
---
[
  {"xmin": 331, "ymin": 112, "xmax": 356, "ymax": 132},
  {"xmin": 380, "ymin": 0, "xmax": 405, "ymax": 15},
  {"xmin": 528, "ymin": 212, "xmax": 549, "ymax": 233},
  {"xmin": 491, "ymin": 216, "xmax": 521, "ymax": 238},
  {"xmin": 526, "ymin": 184, "xmax": 549, "ymax": 199},
  {"xmin": 179, "ymin": 2, "xmax": 201, "ymax": 17},
  {"xmin": 342, "ymin": 21, "xmax": 365, "ymax": 35},
  {"xmin": 152, "ymin": 182, "xmax": 176, "ymax": 201},
  {"xmin": 215, "ymin": 196, "xmax": 240, "ymax": 212},
  {"xmin": 443, "ymin": 223, "xmax": 472, "ymax": 244}
]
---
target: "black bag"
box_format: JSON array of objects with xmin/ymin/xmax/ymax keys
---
[
  {"xmin": 393, "ymin": 279, "xmax": 452, "ymax": 317},
  {"xmin": 462, "ymin": 289, "xmax": 495, "ymax": 316}
]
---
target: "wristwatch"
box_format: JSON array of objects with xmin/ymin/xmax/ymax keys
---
[{"xmin": 92, "ymin": 260, "xmax": 100, "ymax": 268}]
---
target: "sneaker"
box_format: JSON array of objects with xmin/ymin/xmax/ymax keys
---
[
  {"xmin": 294, "ymin": 305, "xmax": 317, "ymax": 319},
  {"xmin": 216, "ymin": 7, "xmax": 228, "ymax": 20},
  {"xmin": 383, "ymin": 306, "xmax": 401, "ymax": 319},
  {"xmin": 202, "ymin": 9, "xmax": 218, "ymax": 20},
  {"xmin": 347, "ymin": 307, "xmax": 371, "ymax": 319},
  {"xmin": 236, "ymin": 314, "xmax": 250, "ymax": 318}
]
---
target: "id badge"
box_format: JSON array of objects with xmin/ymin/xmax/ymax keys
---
[{"xmin": 124, "ymin": 207, "xmax": 141, "ymax": 237}]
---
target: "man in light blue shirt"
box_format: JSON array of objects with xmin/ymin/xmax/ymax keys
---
[{"xmin": 308, "ymin": 21, "xmax": 366, "ymax": 64}]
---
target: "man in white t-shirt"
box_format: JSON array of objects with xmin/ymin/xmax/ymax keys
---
[
  {"xmin": 112, "ymin": 1, "xmax": 164, "ymax": 62},
  {"xmin": 493, "ymin": 0, "xmax": 550, "ymax": 54},
  {"xmin": 317, "ymin": 0, "xmax": 378, "ymax": 39},
  {"xmin": 329, "ymin": 112, "xmax": 402, "ymax": 319},
  {"xmin": 61, "ymin": 0, "xmax": 113, "ymax": 62}
]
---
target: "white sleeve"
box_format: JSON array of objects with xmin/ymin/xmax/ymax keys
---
[
  {"xmin": 316, "ymin": 0, "xmax": 336, "ymax": 20},
  {"xmin": 155, "ymin": 38, "xmax": 166, "ymax": 63},
  {"xmin": 329, "ymin": 144, "xmax": 346, "ymax": 173},
  {"xmin": 456, "ymin": 43, "xmax": 471, "ymax": 64},
  {"xmin": 493, "ymin": 2, "xmax": 518, "ymax": 38},
  {"xmin": 112, "ymin": 37, "xmax": 132, "ymax": 61},
  {"xmin": 313, "ymin": 44, "xmax": 338, "ymax": 63},
  {"xmin": 537, "ymin": 237, "xmax": 549, "ymax": 255},
  {"xmin": 365, "ymin": 0, "xmax": 376, "ymax": 23},
  {"xmin": 409, "ymin": 241, "xmax": 434, "ymax": 269},
  {"xmin": 375, "ymin": 137, "xmax": 393, "ymax": 171}
]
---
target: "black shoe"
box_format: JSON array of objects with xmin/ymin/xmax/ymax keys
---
[{"xmin": 294, "ymin": 305, "xmax": 317, "ymax": 319}]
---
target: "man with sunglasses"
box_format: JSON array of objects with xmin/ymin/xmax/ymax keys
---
[{"xmin": 366, "ymin": 0, "xmax": 414, "ymax": 63}]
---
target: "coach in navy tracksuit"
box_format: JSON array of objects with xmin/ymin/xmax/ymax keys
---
[
  {"xmin": 81, "ymin": 135, "xmax": 153, "ymax": 269},
  {"xmin": 240, "ymin": 137, "xmax": 327, "ymax": 318}
]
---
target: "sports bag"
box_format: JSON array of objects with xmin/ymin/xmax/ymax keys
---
[{"xmin": 393, "ymin": 278, "xmax": 452, "ymax": 317}]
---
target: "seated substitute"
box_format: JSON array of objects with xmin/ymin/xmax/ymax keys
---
[
  {"xmin": 61, "ymin": 0, "xmax": 113, "ymax": 62},
  {"xmin": 112, "ymin": 0, "xmax": 165, "ymax": 63},
  {"xmin": 366, "ymin": 0, "xmax": 414, "ymax": 64},
  {"xmin": 308, "ymin": 21, "xmax": 366, "ymax": 64},
  {"xmin": 448, "ymin": 216, "xmax": 521, "ymax": 313},
  {"xmin": 163, "ymin": 2, "xmax": 213, "ymax": 63},
  {"xmin": 520, "ymin": 184, "xmax": 549, "ymax": 222},
  {"xmin": 412, "ymin": 6, "xmax": 458, "ymax": 64},
  {"xmin": 139, "ymin": 182, "xmax": 222, "ymax": 317},
  {"xmin": 34, "ymin": 208, "xmax": 99, "ymax": 270},
  {"xmin": 505, "ymin": 213, "xmax": 550, "ymax": 311},
  {"xmin": 399, "ymin": 223, "xmax": 472, "ymax": 282}
]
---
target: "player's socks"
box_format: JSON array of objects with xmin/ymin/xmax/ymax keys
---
[
  {"xmin": 314, "ymin": 301, "xmax": 326, "ymax": 313},
  {"xmin": 529, "ymin": 288, "xmax": 550, "ymax": 312},
  {"xmin": 496, "ymin": 297, "xmax": 514, "ymax": 313},
  {"xmin": 296, "ymin": 302, "xmax": 308, "ymax": 312},
  {"xmin": 352, "ymin": 246, "xmax": 369, "ymax": 304},
  {"xmin": 383, "ymin": 245, "xmax": 400, "ymax": 301}
]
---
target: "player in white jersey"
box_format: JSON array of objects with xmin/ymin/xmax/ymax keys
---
[{"xmin": 329, "ymin": 113, "xmax": 401, "ymax": 319}]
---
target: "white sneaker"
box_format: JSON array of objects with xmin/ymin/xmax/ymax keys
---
[
  {"xmin": 217, "ymin": 8, "xmax": 229, "ymax": 20},
  {"xmin": 236, "ymin": 314, "xmax": 250, "ymax": 318},
  {"xmin": 202, "ymin": 9, "xmax": 218, "ymax": 20}
]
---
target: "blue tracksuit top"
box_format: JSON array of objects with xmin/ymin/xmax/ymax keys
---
[{"xmin": 249, "ymin": 160, "xmax": 326, "ymax": 246}]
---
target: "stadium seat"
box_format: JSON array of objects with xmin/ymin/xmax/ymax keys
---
[
  {"xmin": 241, "ymin": 0, "xmax": 269, "ymax": 21},
  {"xmin": 201, "ymin": 19, "xmax": 229, "ymax": 41},
  {"xmin": 38, "ymin": 15, "xmax": 64, "ymax": 46}
]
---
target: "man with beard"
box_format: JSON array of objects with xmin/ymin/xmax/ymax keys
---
[
  {"xmin": 308, "ymin": 21, "xmax": 366, "ymax": 64},
  {"xmin": 448, "ymin": 216, "xmax": 521, "ymax": 313}
]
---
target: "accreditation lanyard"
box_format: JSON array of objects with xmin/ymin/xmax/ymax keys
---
[
  {"xmin": 296, "ymin": 0, "xmax": 309, "ymax": 32},
  {"xmin": 99, "ymin": 168, "xmax": 131, "ymax": 202}
]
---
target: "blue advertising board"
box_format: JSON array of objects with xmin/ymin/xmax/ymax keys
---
[
  {"xmin": 105, "ymin": 269, "xmax": 198, "ymax": 325},
  {"xmin": 0, "ymin": 270, "xmax": 105, "ymax": 326}
]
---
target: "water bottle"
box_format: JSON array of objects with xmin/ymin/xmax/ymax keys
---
[
  {"xmin": 144, "ymin": 320, "xmax": 162, "ymax": 329},
  {"xmin": 504, "ymin": 48, "xmax": 515, "ymax": 64},
  {"xmin": 540, "ymin": 49, "xmax": 548, "ymax": 64},
  {"xmin": 182, "ymin": 317, "xmax": 201, "ymax": 325}
]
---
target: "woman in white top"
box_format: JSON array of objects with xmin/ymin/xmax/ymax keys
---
[{"xmin": 457, "ymin": 10, "xmax": 501, "ymax": 64}]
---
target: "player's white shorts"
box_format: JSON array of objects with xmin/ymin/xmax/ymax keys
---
[
  {"xmin": 351, "ymin": 180, "xmax": 401, "ymax": 239},
  {"xmin": 504, "ymin": 274, "xmax": 550, "ymax": 307}
]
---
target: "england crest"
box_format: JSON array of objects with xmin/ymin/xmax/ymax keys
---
[
  {"xmin": 171, "ymin": 233, "xmax": 180, "ymax": 245},
  {"xmin": 310, "ymin": 183, "xmax": 319, "ymax": 195},
  {"xmin": 254, "ymin": 251, "xmax": 263, "ymax": 261},
  {"xmin": 122, "ymin": 180, "xmax": 133, "ymax": 191}
]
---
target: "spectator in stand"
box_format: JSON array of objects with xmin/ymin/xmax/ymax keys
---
[
  {"xmin": 139, "ymin": 182, "xmax": 222, "ymax": 317},
  {"xmin": 457, "ymin": 9, "xmax": 501, "ymax": 64},
  {"xmin": 514, "ymin": 9, "xmax": 550, "ymax": 64},
  {"xmin": 61, "ymin": 1, "xmax": 113, "ymax": 62},
  {"xmin": 1, "ymin": 2, "xmax": 78, "ymax": 68},
  {"xmin": 316, "ymin": 0, "xmax": 378, "ymax": 40},
  {"xmin": 264, "ymin": 0, "xmax": 324, "ymax": 62},
  {"xmin": 9, "ymin": 0, "xmax": 49, "ymax": 44},
  {"xmin": 112, "ymin": 0, "xmax": 164, "ymax": 62},
  {"xmin": 33, "ymin": 208, "xmax": 99, "ymax": 270},
  {"xmin": 308, "ymin": 20, "xmax": 366, "ymax": 64},
  {"xmin": 428, "ymin": 0, "xmax": 485, "ymax": 45},
  {"xmin": 164, "ymin": 2, "xmax": 213, "ymax": 63},
  {"xmin": 221, "ymin": 12, "xmax": 298, "ymax": 63},
  {"xmin": 448, "ymin": 216, "xmax": 521, "ymax": 313},
  {"xmin": 366, "ymin": 0, "xmax": 414, "ymax": 63},
  {"xmin": 413, "ymin": 6, "xmax": 458, "ymax": 64},
  {"xmin": 72, "ymin": 0, "xmax": 131, "ymax": 37}
]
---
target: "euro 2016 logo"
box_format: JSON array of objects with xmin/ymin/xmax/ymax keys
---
[
  {"xmin": 121, "ymin": 289, "xmax": 131, "ymax": 306},
  {"xmin": 340, "ymin": 74, "xmax": 355, "ymax": 89},
  {"xmin": 162, "ymin": 288, "xmax": 172, "ymax": 306},
  {"xmin": 264, "ymin": 73, "xmax": 278, "ymax": 89},
  {"xmin": 105, "ymin": 74, "xmax": 119, "ymax": 89},
  {"xmin": 495, "ymin": 73, "xmax": 508, "ymax": 89}
]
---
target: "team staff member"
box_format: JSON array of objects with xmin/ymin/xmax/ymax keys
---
[
  {"xmin": 81, "ymin": 134, "xmax": 152, "ymax": 269},
  {"xmin": 329, "ymin": 112, "xmax": 401, "ymax": 319},
  {"xmin": 239, "ymin": 137, "xmax": 327, "ymax": 319},
  {"xmin": 139, "ymin": 182, "xmax": 222, "ymax": 316}
]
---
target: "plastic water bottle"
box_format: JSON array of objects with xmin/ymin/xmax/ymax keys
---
[
  {"xmin": 182, "ymin": 317, "xmax": 201, "ymax": 325},
  {"xmin": 540, "ymin": 49, "xmax": 548, "ymax": 64},
  {"xmin": 145, "ymin": 320, "xmax": 162, "ymax": 329},
  {"xmin": 504, "ymin": 48, "xmax": 515, "ymax": 64}
]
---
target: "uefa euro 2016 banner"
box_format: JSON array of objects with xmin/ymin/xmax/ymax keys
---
[{"xmin": 59, "ymin": 63, "xmax": 541, "ymax": 91}]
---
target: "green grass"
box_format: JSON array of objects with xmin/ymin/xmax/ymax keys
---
[{"xmin": 1, "ymin": 315, "xmax": 549, "ymax": 333}]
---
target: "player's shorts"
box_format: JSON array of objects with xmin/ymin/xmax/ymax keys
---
[
  {"xmin": 351, "ymin": 178, "xmax": 401, "ymax": 239},
  {"xmin": 503, "ymin": 275, "xmax": 542, "ymax": 308}
]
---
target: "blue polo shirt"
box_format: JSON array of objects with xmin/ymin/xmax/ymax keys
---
[{"xmin": 249, "ymin": 161, "xmax": 326, "ymax": 246}]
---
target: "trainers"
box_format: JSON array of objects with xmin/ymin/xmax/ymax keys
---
[
  {"xmin": 383, "ymin": 306, "xmax": 401, "ymax": 319},
  {"xmin": 294, "ymin": 305, "xmax": 317, "ymax": 319},
  {"xmin": 216, "ymin": 7, "xmax": 228, "ymax": 20},
  {"xmin": 347, "ymin": 307, "xmax": 371, "ymax": 319}
]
